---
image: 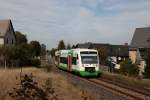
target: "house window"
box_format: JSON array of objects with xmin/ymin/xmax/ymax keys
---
[
  {"xmin": 8, "ymin": 28, "xmax": 11, "ymax": 33},
  {"xmin": 12, "ymin": 39, "xmax": 13, "ymax": 44},
  {"xmin": 6, "ymin": 38, "xmax": 9, "ymax": 44}
]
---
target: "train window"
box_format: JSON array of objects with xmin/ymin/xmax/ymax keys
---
[
  {"xmin": 72, "ymin": 57, "xmax": 77, "ymax": 65},
  {"xmin": 60, "ymin": 57, "xmax": 67, "ymax": 64},
  {"xmin": 80, "ymin": 51, "xmax": 97, "ymax": 54}
]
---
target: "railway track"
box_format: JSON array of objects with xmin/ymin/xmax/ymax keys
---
[
  {"xmin": 52, "ymin": 64, "xmax": 150, "ymax": 100},
  {"xmin": 88, "ymin": 78, "xmax": 150, "ymax": 100},
  {"xmin": 99, "ymin": 78, "xmax": 150, "ymax": 97}
]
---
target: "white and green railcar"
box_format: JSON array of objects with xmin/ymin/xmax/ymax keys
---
[{"xmin": 55, "ymin": 49, "xmax": 101, "ymax": 77}]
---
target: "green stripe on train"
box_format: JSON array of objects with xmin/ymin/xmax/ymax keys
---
[
  {"xmin": 72, "ymin": 69, "xmax": 101, "ymax": 77},
  {"xmin": 58, "ymin": 63, "xmax": 101, "ymax": 77},
  {"xmin": 58, "ymin": 63, "xmax": 67, "ymax": 70}
]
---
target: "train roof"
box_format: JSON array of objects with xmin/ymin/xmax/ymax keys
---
[
  {"xmin": 56, "ymin": 49, "xmax": 98, "ymax": 57},
  {"xmin": 71, "ymin": 48, "xmax": 97, "ymax": 52},
  {"xmin": 58, "ymin": 48, "xmax": 97, "ymax": 54}
]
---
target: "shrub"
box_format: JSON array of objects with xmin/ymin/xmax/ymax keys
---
[
  {"xmin": 43, "ymin": 78, "xmax": 58, "ymax": 100},
  {"xmin": 9, "ymin": 74, "xmax": 58, "ymax": 100},
  {"xmin": 144, "ymin": 66, "xmax": 150, "ymax": 78},
  {"xmin": 97, "ymin": 48, "xmax": 109, "ymax": 65},
  {"xmin": 31, "ymin": 59, "xmax": 41, "ymax": 67},
  {"xmin": 120, "ymin": 59, "xmax": 139, "ymax": 77},
  {"xmin": 143, "ymin": 50, "xmax": 150, "ymax": 78},
  {"xmin": 9, "ymin": 74, "xmax": 49, "ymax": 100}
]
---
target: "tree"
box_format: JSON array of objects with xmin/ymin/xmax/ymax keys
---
[
  {"xmin": 97, "ymin": 47, "xmax": 109, "ymax": 65},
  {"xmin": 0, "ymin": 46, "xmax": 4, "ymax": 56},
  {"xmin": 10, "ymin": 43, "xmax": 42, "ymax": 67},
  {"xmin": 58, "ymin": 40, "xmax": 65, "ymax": 50},
  {"xmin": 40, "ymin": 44, "xmax": 46, "ymax": 61},
  {"xmin": 143, "ymin": 50, "xmax": 150, "ymax": 78},
  {"xmin": 30, "ymin": 41, "xmax": 41, "ymax": 57},
  {"xmin": 72, "ymin": 45, "xmax": 76, "ymax": 49},
  {"xmin": 10, "ymin": 44, "xmax": 32, "ymax": 66},
  {"xmin": 67, "ymin": 44, "xmax": 71, "ymax": 49},
  {"xmin": 0, "ymin": 31, "xmax": 43, "ymax": 67},
  {"xmin": 120, "ymin": 59, "xmax": 139, "ymax": 77},
  {"xmin": 15, "ymin": 31, "xmax": 28, "ymax": 45},
  {"xmin": 0, "ymin": 44, "xmax": 32, "ymax": 67},
  {"xmin": 50, "ymin": 48, "xmax": 57, "ymax": 57},
  {"xmin": 0, "ymin": 46, "xmax": 12, "ymax": 68},
  {"xmin": 41, "ymin": 44, "xmax": 46, "ymax": 56}
]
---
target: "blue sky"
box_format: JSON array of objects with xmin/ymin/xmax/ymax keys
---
[{"xmin": 0, "ymin": 0, "xmax": 150, "ymax": 49}]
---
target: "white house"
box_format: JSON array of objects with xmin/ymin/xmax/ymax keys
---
[
  {"xmin": 0, "ymin": 19, "xmax": 16, "ymax": 46},
  {"xmin": 130, "ymin": 27, "xmax": 150, "ymax": 75}
]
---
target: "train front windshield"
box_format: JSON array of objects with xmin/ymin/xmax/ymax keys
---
[
  {"xmin": 81, "ymin": 56, "xmax": 98, "ymax": 64},
  {"xmin": 80, "ymin": 51, "xmax": 98, "ymax": 64}
]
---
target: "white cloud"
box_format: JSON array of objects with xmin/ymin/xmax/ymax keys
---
[{"xmin": 0, "ymin": 0, "xmax": 150, "ymax": 49}]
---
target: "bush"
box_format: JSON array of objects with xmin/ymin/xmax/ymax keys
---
[
  {"xmin": 143, "ymin": 50, "xmax": 150, "ymax": 78},
  {"xmin": 9, "ymin": 74, "xmax": 49, "ymax": 100},
  {"xmin": 120, "ymin": 59, "xmax": 139, "ymax": 77},
  {"xmin": 144, "ymin": 66, "xmax": 150, "ymax": 78},
  {"xmin": 9, "ymin": 74, "xmax": 58, "ymax": 100},
  {"xmin": 97, "ymin": 48, "xmax": 109, "ymax": 65},
  {"xmin": 31, "ymin": 59, "xmax": 41, "ymax": 67}
]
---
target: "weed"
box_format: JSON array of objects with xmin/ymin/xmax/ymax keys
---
[{"xmin": 9, "ymin": 73, "xmax": 58, "ymax": 100}]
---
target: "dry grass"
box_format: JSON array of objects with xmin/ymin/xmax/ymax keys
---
[
  {"xmin": 48, "ymin": 71, "xmax": 101, "ymax": 100},
  {"xmin": 102, "ymin": 71, "xmax": 150, "ymax": 90},
  {"xmin": 0, "ymin": 67, "xmax": 49, "ymax": 100},
  {"xmin": 0, "ymin": 67, "xmax": 100, "ymax": 100}
]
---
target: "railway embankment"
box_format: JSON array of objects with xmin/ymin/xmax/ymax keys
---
[
  {"xmin": 0, "ymin": 66, "xmax": 102, "ymax": 100},
  {"xmin": 102, "ymin": 72, "xmax": 150, "ymax": 91},
  {"xmin": 1, "ymin": 64, "xmax": 149, "ymax": 100},
  {"xmin": 52, "ymin": 65, "xmax": 149, "ymax": 100},
  {"xmin": 51, "ymin": 61, "xmax": 150, "ymax": 100}
]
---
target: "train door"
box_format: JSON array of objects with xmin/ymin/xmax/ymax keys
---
[{"xmin": 68, "ymin": 55, "xmax": 72, "ymax": 71}]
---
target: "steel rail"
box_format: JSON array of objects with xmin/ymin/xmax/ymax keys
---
[
  {"xmin": 53, "ymin": 65, "xmax": 149, "ymax": 100},
  {"xmin": 88, "ymin": 79, "xmax": 149, "ymax": 100},
  {"xmin": 99, "ymin": 78, "xmax": 150, "ymax": 97}
]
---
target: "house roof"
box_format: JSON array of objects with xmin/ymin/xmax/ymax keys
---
[
  {"xmin": 76, "ymin": 43, "xmax": 110, "ymax": 49},
  {"xmin": 131, "ymin": 27, "xmax": 150, "ymax": 48},
  {"xmin": 109, "ymin": 45, "xmax": 129, "ymax": 57},
  {"xmin": 76, "ymin": 43, "xmax": 92, "ymax": 49},
  {"xmin": 0, "ymin": 19, "xmax": 11, "ymax": 37},
  {"xmin": 76, "ymin": 43, "xmax": 129, "ymax": 57},
  {"xmin": 92, "ymin": 43, "xmax": 110, "ymax": 48}
]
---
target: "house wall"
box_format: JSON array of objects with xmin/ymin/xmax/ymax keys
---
[
  {"xmin": 129, "ymin": 50, "xmax": 146, "ymax": 75},
  {"xmin": 138, "ymin": 60, "xmax": 146, "ymax": 76},
  {"xmin": 129, "ymin": 50, "xmax": 137, "ymax": 64},
  {"xmin": 4, "ymin": 24, "xmax": 16, "ymax": 46},
  {"xmin": 0, "ymin": 38, "xmax": 4, "ymax": 45}
]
